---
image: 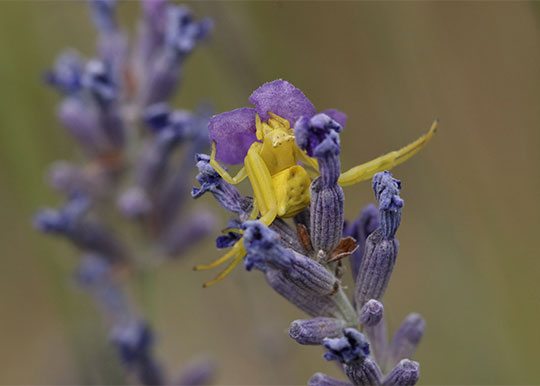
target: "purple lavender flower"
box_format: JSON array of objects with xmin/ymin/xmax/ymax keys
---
[
  {"xmin": 44, "ymin": 50, "xmax": 83, "ymax": 95},
  {"xmin": 208, "ymin": 79, "xmax": 346, "ymax": 164},
  {"xmin": 372, "ymin": 171, "xmax": 403, "ymax": 240},
  {"xmin": 322, "ymin": 328, "xmax": 370, "ymax": 364}
]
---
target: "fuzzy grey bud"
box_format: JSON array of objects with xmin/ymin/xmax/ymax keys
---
[
  {"xmin": 244, "ymin": 221, "xmax": 338, "ymax": 296},
  {"xmin": 344, "ymin": 357, "xmax": 382, "ymax": 386},
  {"xmin": 383, "ymin": 359, "xmax": 419, "ymax": 386},
  {"xmin": 264, "ymin": 269, "xmax": 343, "ymax": 319},
  {"xmin": 289, "ymin": 317, "xmax": 345, "ymax": 345},
  {"xmin": 385, "ymin": 313, "xmax": 425, "ymax": 370},
  {"xmin": 310, "ymin": 176, "xmax": 344, "ymax": 255},
  {"xmin": 359, "ymin": 300, "xmax": 387, "ymax": 365},
  {"xmin": 359, "ymin": 299, "xmax": 384, "ymax": 327},
  {"xmin": 354, "ymin": 229, "xmax": 398, "ymax": 309}
]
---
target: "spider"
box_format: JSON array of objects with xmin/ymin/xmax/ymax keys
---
[{"xmin": 195, "ymin": 112, "xmax": 437, "ymax": 287}]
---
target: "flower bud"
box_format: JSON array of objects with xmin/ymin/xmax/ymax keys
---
[
  {"xmin": 372, "ymin": 171, "xmax": 403, "ymax": 239},
  {"xmin": 244, "ymin": 221, "xmax": 337, "ymax": 296},
  {"xmin": 310, "ymin": 177, "xmax": 344, "ymax": 255},
  {"xmin": 344, "ymin": 357, "xmax": 382, "ymax": 386},
  {"xmin": 385, "ymin": 313, "xmax": 425, "ymax": 370},
  {"xmin": 192, "ymin": 154, "xmax": 252, "ymax": 216},
  {"xmin": 344, "ymin": 203, "xmax": 379, "ymax": 280},
  {"xmin": 289, "ymin": 317, "xmax": 345, "ymax": 345},
  {"xmin": 383, "ymin": 359, "xmax": 419, "ymax": 386},
  {"xmin": 354, "ymin": 229, "xmax": 398, "ymax": 309},
  {"xmin": 359, "ymin": 300, "xmax": 387, "ymax": 365}
]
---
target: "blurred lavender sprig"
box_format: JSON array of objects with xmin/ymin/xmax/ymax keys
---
[{"xmin": 35, "ymin": 0, "xmax": 216, "ymax": 384}]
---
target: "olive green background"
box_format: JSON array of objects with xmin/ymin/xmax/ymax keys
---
[{"xmin": 0, "ymin": 1, "xmax": 539, "ymax": 385}]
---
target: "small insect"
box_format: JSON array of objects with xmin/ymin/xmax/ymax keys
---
[{"xmin": 194, "ymin": 110, "xmax": 437, "ymax": 287}]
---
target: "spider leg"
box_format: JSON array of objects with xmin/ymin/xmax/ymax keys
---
[
  {"xmin": 245, "ymin": 143, "xmax": 278, "ymax": 226},
  {"xmin": 201, "ymin": 243, "xmax": 246, "ymax": 288},
  {"xmin": 209, "ymin": 142, "xmax": 248, "ymax": 185},
  {"xmin": 194, "ymin": 241, "xmax": 244, "ymax": 271},
  {"xmin": 295, "ymin": 146, "xmax": 319, "ymax": 172},
  {"xmin": 248, "ymin": 199, "xmax": 259, "ymax": 220},
  {"xmin": 338, "ymin": 120, "xmax": 437, "ymax": 187},
  {"xmin": 199, "ymin": 145, "xmax": 278, "ymax": 287}
]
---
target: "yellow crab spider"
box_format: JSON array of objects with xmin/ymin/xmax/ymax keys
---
[{"xmin": 195, "ymin": 112, "xmax": 437, "ymax": 287}]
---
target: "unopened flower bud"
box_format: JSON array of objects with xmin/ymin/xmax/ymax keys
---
[
  {"xmin": 244, "ymin": 221, "xmax": 337, "ymax": 296},
  {"xmin": 359, "ymin": 299, "xmax": 387, "ymax": 365},
  {"xmin": 383, "ymin": 359, "xmax": 419, "ymax": 386},
  {"xmin": 344, "ymin": 357, "xmax": 382, "ymax": 386},
  {"xmin": 359, "ymin": 299, "xmax": 384, "ymax": 327},
  {"xmin": 310, "ymin": 177, "xmax": 344, "ymax": 255},
  {"xmin": 192, "ymin": 154, "xmax": 252, "ymax": 216},
  {"xmin": 289, "ymin": 317, "xmax": 345, "ymax": 345},
  {"xmin": 344, "ymin": 203, "xmax": 379, "ymax": 279},
  {"xmin": 354, "ymin": 229, "xmax": 398, "ymax": 309},
  {"xmin": 372, "ymin": 171, "xmax": 403, "ymax": 239},
  {"xmin": 385, "ymin": 313, "xmax": 425, "ymax": 370}
]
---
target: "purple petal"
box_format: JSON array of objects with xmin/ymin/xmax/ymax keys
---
[
  {"xmin": 208, "ymin": 107, "xmax": 257, "ymax": 165},
  {"xmin": 321, "ymin": 109, "xmax": 347, "ymax": 128},
  {"xmin": 249, "ymin": 79, "xmax": 315, "ymax": 125}
]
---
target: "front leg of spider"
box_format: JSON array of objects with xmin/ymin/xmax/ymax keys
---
[
  {"xmin": 338, "ymin": 120, "xmax": 437, "ymax": 186},
  {"xmin": 209, "ymin": 142, "xmax": 248, "ymax": 185},
  {"xmin": 195, "ymin": 143, "xmax": 280, "ymax": 287}
]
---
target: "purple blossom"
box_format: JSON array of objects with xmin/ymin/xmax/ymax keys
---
[
  {"xmin": 208, "ymin": 79, "xmax": 346, "ymax": 164},
  {"xmin": 322, "ymin": 328, "xmax": 370, "ymax": 364}
]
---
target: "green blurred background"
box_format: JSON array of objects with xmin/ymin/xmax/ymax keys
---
[{"xmin": 1, "ymin": 1, "xmax": 539, "ymax": 384}]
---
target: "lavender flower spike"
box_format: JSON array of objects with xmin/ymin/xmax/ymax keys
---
[
  {"xmin": 308, "ymin": 373, "xmax": 353, "ymax": 386},
  {"xmin": 385, "ymin": 313, "xmax": 425, "ymax": 371},
  {"xmin": 34, "ymin": 195, "xmax": 126, "ymax": 262},
  {"xmin": 289, "ymin": 317, "xmax": 345, "ymax": 345},
  {"xmin": 383, "ymin": 359, "xmax": 420, "ymax": 386}
]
